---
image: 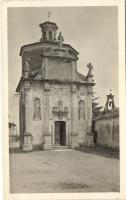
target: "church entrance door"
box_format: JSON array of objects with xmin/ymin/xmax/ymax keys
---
[{"xmin": 55, "ymin": 121, "xmax": 66, "ymax": 146}]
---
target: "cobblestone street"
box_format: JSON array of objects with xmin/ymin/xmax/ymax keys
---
[{"xmin": 10, "ymin": 150, "xmax": 119, "ymax": 193}]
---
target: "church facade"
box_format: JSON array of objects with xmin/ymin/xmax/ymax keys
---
[{"xmin": 16, "ymin": 20, "xmax": 95, "ymax": 151}]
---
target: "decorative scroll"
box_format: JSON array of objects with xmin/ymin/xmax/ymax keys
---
[
  {"xmin": 24, "ymin": 81, "xmax": 31, "ymax": 90},
  {"xmin": 24, "ymin": 58, "xmax": 30, "ymax": 70},
  {"xmin": 40, "ymin": 47, "xmax": 77, "ymax": 60},
  {"xmin": 87, "ymin": 86, "xmax": 93, "ymax": 95},
  {"xmin": 52, "ymin": 100, "xmax": 68, "ymax": 119},
  {"xmin": 33, "ymin": 97, "xmax": 41, "ymax": 121},
  {"xmin": 78, "ymin": 100, "xmax": 85, "ymax": 120},
  {"xmin": 23, "ymin": 58, "xmax": 30, "ymax": 78}
]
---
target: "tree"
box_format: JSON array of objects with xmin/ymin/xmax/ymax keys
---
[{"xmin": 92, "ymin": 96, "xmax": 103, "ymax": 119}]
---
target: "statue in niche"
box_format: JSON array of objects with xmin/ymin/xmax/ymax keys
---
[
  {"xmin": 58, "ymin": 32, "xmax": 64, "ymax": 47},
  {"xmin": 23, "ymin": 58, "xmax": 30, "ymax": 78},
  {"xmin": 33, "ymin": 97, "xmax": 41, "ymax": 121},
  {"xmin": 78, "ymin": 100, "xmax": 85, "ymax": 120}
]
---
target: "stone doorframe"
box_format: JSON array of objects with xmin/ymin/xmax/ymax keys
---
[
  {"xmin": 55, "ymin": 121, "xmax": 66, "ymax": 146},
  {"xmin": 50, "ymin": 117, "xmax": 71, "ymax": 148}
]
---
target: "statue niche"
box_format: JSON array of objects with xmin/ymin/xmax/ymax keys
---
[
  {"xmin": 78, "ymin": 100, "xmax": 85, "ymax": 120},
  {"xmin": 33, "ymin": 97, "xmax": 41, "ymax": 121}
]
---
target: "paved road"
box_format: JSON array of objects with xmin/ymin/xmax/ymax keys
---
[{"xmin": 9, "ymin": 149, "xmax": 119, "ymax": 193}]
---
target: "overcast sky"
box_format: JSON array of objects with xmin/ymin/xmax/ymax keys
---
[{"xmin": 8, "ymin": 6, "xmax": 118, "ymax": 126}]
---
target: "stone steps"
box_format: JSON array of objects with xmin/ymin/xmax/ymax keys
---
[{"xmin": 52, "ymin": 146, "xmax": 72, "ymax": 151}]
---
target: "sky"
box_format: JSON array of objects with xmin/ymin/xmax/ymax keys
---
[{"xmin": 8, "ymin": 7, "xmax": 119, "ymax": 128}]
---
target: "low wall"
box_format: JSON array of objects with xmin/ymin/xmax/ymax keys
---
[
  {"xmin": 9, "ymin": 135, "xmax": 20, "ymax": 149},
  {"xmin": 93, "ymin": 111, "xmax": 119, "ymax": 149}
]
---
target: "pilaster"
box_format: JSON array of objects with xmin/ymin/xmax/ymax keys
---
[
  {"xmin": 84, "ymin": 85, "xmax": 94, "ymax": 147},
  {"xmin": 44, "ymin": 57, "xmax": 48, "ymax": 79},
  {"xmin": 43, "ymin": 82, "xmax": 52, "ymax": 149},
  {"xmin": 23, "ymin": 80, "xmax": 33, "ymax": 151},
  {"xmin": 71, "ymin": 61, "xmax": 77, "ymax": 81},
  {"xmin": 71, "ymin": 84, "xmax": 79, "ymax": 148}
]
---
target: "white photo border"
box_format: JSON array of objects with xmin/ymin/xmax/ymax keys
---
[{"xmin": 1, "ymin": 0, "xmax": 125, "ymax": 200}]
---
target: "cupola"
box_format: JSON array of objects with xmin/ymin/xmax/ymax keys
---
[{"xmin": 39, "ymin": 21, "xmax": 58, "ymax": 42}]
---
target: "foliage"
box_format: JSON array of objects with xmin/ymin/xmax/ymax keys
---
[{"xmin": 92, "ymin": 95, "xmax": 103, "ymax": 119}]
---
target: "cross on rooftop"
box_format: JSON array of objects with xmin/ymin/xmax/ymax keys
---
[{"xmin": 47, "ymin": 10, "xmax": 51, "ymax": 21}]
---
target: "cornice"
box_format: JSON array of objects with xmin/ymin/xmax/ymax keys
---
[
  {"xmin": 16, "ymin": 77, "xmax": 95, "ymax": 93},
  {"xmin": 20, "ymin": 41, "xmax": 79, "ymax": 57}
]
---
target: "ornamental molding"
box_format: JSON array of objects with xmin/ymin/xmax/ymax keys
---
[
  {"xmin": 71, "ymin": 84, "xmax": 77, "ymax": 93},
  {"xmin": 52, "ymin": 100, "xmax": 68, "ymax": 119},
  {"xmin": 24, "ymin": 80, "xmax": 31, "ymax": 90},
  {"xmin": 41, "ymin": 46, "xmax": 77, "ymax": 60},
  {"xmin": 44, "ymin": 82, "xmax": 50, "ymax": 91}
]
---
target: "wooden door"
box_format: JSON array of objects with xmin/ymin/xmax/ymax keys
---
[
  {"xmin": 55, "ymin": 121, "xmax": 60, "ymax": 145},
  {"xmin": 60, "ymin": 121, "xmax": 66, "ymax": 146}
]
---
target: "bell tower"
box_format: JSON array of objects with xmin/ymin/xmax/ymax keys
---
[
  {"xmin": 104, "ymin": 90, "xmax": 115, "ymax": 111},
  {"xmin": 39, "ymin": 21, "xmax": 58, "ymax": 42}
]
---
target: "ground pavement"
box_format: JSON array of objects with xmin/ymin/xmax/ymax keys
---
[{"xmin": 9, "ymin": 149, "xmax": 119, "ymax": 193}]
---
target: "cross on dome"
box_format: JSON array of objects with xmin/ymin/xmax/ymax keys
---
[{"xmin": 47, "ymin": 10, "xmax": 51, "ymax": 21}]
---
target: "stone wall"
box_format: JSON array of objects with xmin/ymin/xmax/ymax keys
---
[
  {"xmin": 9, "ymin": 136, "xmax": 20, "ymax": 148},
  {"xmin": 19, "ymin": 88, "xmax": 25, "ymax": 149},
  {"xmin": 48, "ymin": 57, "xmax": 72, "ymax": 80},
  {"xmin": 93, "ymin": 112, "xmax": 119, "ymax": 149}
]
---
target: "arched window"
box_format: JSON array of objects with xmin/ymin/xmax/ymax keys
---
[
  {"xmin": 43, "ymin": 31, "xmax": 46, "ymax": 41},
  {"xmin": 49, "ymin": 31, "xmax": 52, "ymax": 40}
]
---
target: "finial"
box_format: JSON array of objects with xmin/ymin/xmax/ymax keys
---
[
  {"xmin": 87, "ymin": 62, "xmax": 93, "ymax": 69},
  {"xmin": 87, "ymin": 62, "xmax": 93, "ymax": 77},
  {"xmin": 58, "ymin": 32, "xmax": 64, "ymax": 47},
  {"xmin": 47, "ymin": 10, "xmax": 51, "ymax": 21},
  {"xmin": 107, "ymin": 90, "xmax": 113, "ymax": 96}
]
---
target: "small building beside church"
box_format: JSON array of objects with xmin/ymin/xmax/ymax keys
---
[
  {"xmin": 93, "ymin": 91, "xmax": 119, "ymax": 149},
  {"xmin": 16, "ymin": 20, "xmax": 95, "ymax": 151}
]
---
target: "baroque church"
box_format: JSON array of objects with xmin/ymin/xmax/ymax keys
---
[{"xmin": 16, "ymin": 19, "xmax": 95, "ymax": 151}]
